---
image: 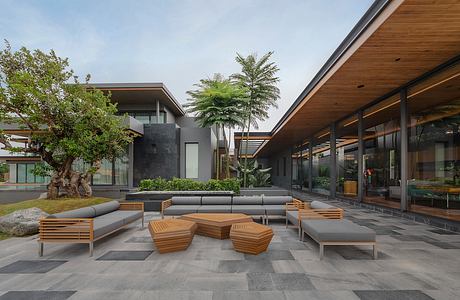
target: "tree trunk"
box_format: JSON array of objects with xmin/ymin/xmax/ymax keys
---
[
  {"xmin": 66, "ymin": 171, "xmax": 81, "ymax": 198},
  {"xmin": 243, "ymin": 115, "xmax": 251, "ymax": 187},
  {"xmin": 223, "ymin": 127, "xmax": 230, "ymax": 178},
  {"xmin": 216, "ymin": 124, "xmax": 220, "ymax": 180},
  {"xmin": 47, "ymin": 173, "xmax": 61, "ymax": 199},
  {"xmin": 80, "ymin": 173, "xmax": 92, "ymax": 197}
]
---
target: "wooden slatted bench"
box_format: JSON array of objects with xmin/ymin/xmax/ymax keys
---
[
  {"xmin": 230, "ymin": 222, "xmax": 273, "ymax": 255},
  {"xmin": 148, "ymin": 219, "xmax": 197, "ymax": 253}
]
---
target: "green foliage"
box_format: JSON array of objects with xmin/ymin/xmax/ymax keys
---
[
  {"xmin": 138, "ymin": 177, "xmax": 240, "ymax": 194},
  {"xmin": 231, "ymin": 159, "xmax": 271, "ymax": 187},
  {"xmin": 0, "ymin": 163, "xmax": 7, "ymax": 174},
  {"xmin": 30, "ymin": 162, "xmax": 53, "ymax": 178}
]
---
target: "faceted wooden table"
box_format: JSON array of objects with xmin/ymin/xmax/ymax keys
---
[
  {"xmin": 180, "ymin": 213, "xmax": 252, "ymax": 239},
  {"xmin": 148, "ymin": 219, "xmax": 197, "ymax": 253},
  {"xmin": 230, "ymin": 222, "xmax": 274, "ymax": 255}
]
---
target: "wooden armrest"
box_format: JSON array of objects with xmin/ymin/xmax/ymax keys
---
[
  {"xmin": 298, "ymin": 208, "xmax": 343, "ymax": 220},
  {"xmin": 285, "ymin": 202, "xmax": 300, "ymax": 211},
  {"xmin": 39, "ymin": 218, "xmax": 94, "ymax": 241},
  {"xmin": 119, "ymin": 202, "xmax": 144, "ymax": 211},
  {"xmin": 161, "ymin": 199, "xmax": 172, "ymax": 214}
]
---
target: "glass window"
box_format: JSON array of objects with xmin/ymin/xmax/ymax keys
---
[
  {"xmin": 185, "ymin": 143, "xmax": 199, "ymax": 179},
  {"xmin": 17, "ymin": 164, "xmax": 26, "ymax": 183},
  {"xmin": 362, "ymin": 94, "xmax": 401, "ymax": 208},
  {"xmin": 134, "ymin": 113, "xmax": 150, "ymax": 125},
  {"xmin": 336, "ymin": 115, "xmax": 359, "ymax": 199},
  {"xmin": 291, "ymin": 147, "xmax": 302, "ymax": 190},
  {"xmin": 115, "ymin": 151, "xmax": 129, "ymax": 186},
  {"xmin": 92, "ymin": 159, "xmax": 113, "ymax": 185},
  {"xmin": 312, "ymin": 130, "xmax": 331, "ymax": 196},
  {"xmin": 407, "ymin": 61, "xmax": 460, "ymax": 220}
]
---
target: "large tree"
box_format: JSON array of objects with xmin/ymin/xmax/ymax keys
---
[
  {"xmin": 186, "ymin": 74, "xmax": 247, "ymax": 179},
  {"xmin": 0, "ymin": 42, "xmax": 132, "ymax": 198},
  {"xmin": 231, "ymin": 51, "xmax": 280, "ymax": 187}
]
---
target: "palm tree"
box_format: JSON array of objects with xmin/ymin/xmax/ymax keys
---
[
  {"xmin": 186, "ymin": 74, "xmax": 247, "ymax": 179},
  {"xmin": 232, "ymin": 51, "xmax": 280, "ymax": 187}
]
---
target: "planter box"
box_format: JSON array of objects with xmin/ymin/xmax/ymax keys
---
[{"xmin": 125, "ymin": 190, "xmax": 235, "ymax": 211}]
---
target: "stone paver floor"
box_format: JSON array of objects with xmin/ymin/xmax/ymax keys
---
[{"xmin": 1, "ymin": 198, "xmax": 460, "ymax": 299}]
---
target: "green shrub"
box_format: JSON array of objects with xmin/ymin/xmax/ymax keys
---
[{"xmin": 138, "ymin": 177, "xmax": 240, "ymax": 194}]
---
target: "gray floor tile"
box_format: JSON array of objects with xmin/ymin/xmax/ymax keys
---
[
  {"xmin": 96, "ymin": 251, "xmax": 153, "ymax": 261},
  {"xmin": 212, "ymin": 291, "xmax": 285, "ymax": 300},
  {"xmin": 124, "ymin": 236, "xmax": 152, "ymax": 243},
  {"xmin": 244, "ymin": 250, "xmax": 294, "ymax": 261},
  {"xmin": 271, "ymin": 273, "xmax": 314, "ymax": 290},
  {"xmin": 0, "ymin": 291, "xmax": 75, "ymax": 300},
  {"xmin": 353, "ymin": 290, "xmax": 434, "ymax": 300},
  {"xmin": 247, "ymin": 273, "xmax": 274, "ymax": 291},
  {"xmin": 429, "ymin": 229, "xmax": 458, "ymax": 235},
  {"xmin": 218, "ymin": 260, "xmax": 274, "ymax": 273},
  {"xmin": 0, "ymin": 260, "xmax": 67, "ymax": 274}
]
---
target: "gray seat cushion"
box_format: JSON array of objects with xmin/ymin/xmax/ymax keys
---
[
  {"xmin": 286, "ymin": 210, "xmax": 299, "ymax": 225},
  {"xmin": 93, "ymin": 213, "xmax": 125, "ymax": 238},
  {"xmin": 171, "ymin": 196, "xmax": 201, "ymax": 205},
  {"xmin": 263, "ymin": 196, "xmax": 293, "ymax": 205},
  {"xmin": 92, "ymin": 201, "xmax": 120, "ymax": 217},
  {"xmin": 197, "ymin": 205, "xmax": 232, "ymax": 213},
  {"xmin": 232, "ymin": 196, "xmax": 263, "ymax": 205},
  {"xmin": 264, "ymin": 205, "xmax": 286, "ymax": 215},
  {"xmin": 231, "ymin": 205, "xmax": 265, "ymax": 215},
  {"xmin": 164, "ymin": 205, "xmax": 200, "ymax": 215},
  {"xmin": 310, "ymin": 201, "xmax": 335, "ymax": 209},
  {"xmin": 48, "ymin": 207, "xmax": 96, "ymax": 219},
  {"xmin": 201, "ymin": 196, "xmax": 232, "ymax": 205},
  {"xmin": 301, "ymin": 219, "xmax": 376, "ymax": 242}
]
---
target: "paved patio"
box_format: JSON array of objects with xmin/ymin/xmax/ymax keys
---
[{"xmin": 1, "ymin": 198, "xmax": 460, "ymax": 300}]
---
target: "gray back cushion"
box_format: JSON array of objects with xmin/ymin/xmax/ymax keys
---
[
  {"xmin": 310, "ymin": 201, "xmax": 335, "ymax": 209},
  {"xmin": 92, "ymin": 201, "xmax": 120, "ymax": 217},
  {"xmin": 201, "ymin": 196, "xmax": 232, "ymax": 205},
  {"xmin": 232, "ymin": 196, "xmax": 263, "ymax": 205},
  {"xmin": 48, "ymin": 206, "xmax": 96, "ymax": 219},
  {"xmin": 263, "ymin": 196, "xmax": 293, "ymax": 205},
  {"xmin": 171, "ymin": 196, "xmax": 201, "ymax": 205}
]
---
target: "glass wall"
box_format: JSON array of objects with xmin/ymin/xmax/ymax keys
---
[
  {"xmin": 15, "ymin": 163, "xmax": 50, "ymax": 184},
  {"xmin": 336, "ymin": 115, "xmax": 359, "ymax": 199},
  {"xmin": 115, "ymin": 151, "xmax": 129, "ymax": 186},
  {"xmin": 312, "ymin": 130, "xmax": 331, "ymax": 196},
  {"xmin": 185, "ymin": 143, "xmax": 199, "ymax": 179},
  {"xmin": 126, "ymin": 111, "xmax": 167, "ymax": 124},
  {"xmin": 407, "ymin": 62, "xmax": 460, "ymax": 220},
  {"xmin": 93, "ymin": 159, "xmax": 113, "ymax": 185},
  {"xmin": 362, "ymin": 94, "xmax": 401, "ymax": 208},
  {"xmin": 291, "ymin": 143, "xmax": 310, "ymax": 191},
  {"xmin": 291, "ymin": 147, "xmax": 302, "ymax": 190}
]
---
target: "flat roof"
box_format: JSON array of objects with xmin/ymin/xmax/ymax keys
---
[{"xmin": 254, "ymin": 0, "xmax": 460, "ymax": 157}]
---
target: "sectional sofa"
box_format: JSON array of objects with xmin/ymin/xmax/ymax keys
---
[
  {"xmin": 161, "ymin": 195, "xmax": 295, "ymax": 224},
  {"xmin": 38, "ymin": 200, "xmax": 144, "ymax": 256}
]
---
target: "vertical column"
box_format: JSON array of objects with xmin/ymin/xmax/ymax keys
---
[
  {"xmin": 156, "ymin": 99, "xmax": 160, "ymax": 123},
  {"xmin": 358, "ymin": 110, "xmax": 364, "ymax": 202},
  {"xmin": 308, "ymin": 140, "xmax": 313, "ymax": 193},
  {"xmin": 400, "ymin": 89, "xmax": 408, "ymax": 211},
  {"xmin": 128, "ymin": 142, "xmax": 134, "ymax": 189},
  {"xmin": 330, "ymin": 123, "xmax": 337, "ymax": 198}
]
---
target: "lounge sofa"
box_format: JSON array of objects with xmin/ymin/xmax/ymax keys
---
[
  {"xmin": 38, "ymin": 200, "xmax": 144, "ymax": 256},
  {"xmin": 161, "ymin": 195, "xmax": 295, "ymax": 224}
]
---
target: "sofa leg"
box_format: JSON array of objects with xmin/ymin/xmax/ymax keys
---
[
  {"xmin": 298, "ymin": 227, "xmax": 301, "ymax": 241},
  {"xmin": 301, "ymin": 229, "xmax": 304, "ymax": 242},
  {"xmin": 373, "ymin": 244, "xmax": 378, "ymax": 260},
  {"xmin": 89, "ymin": 242, "xmax": 94, "ymax": 257},
  {"xmin": 142, "ymin": 215, "xmax": 145, "ymax": 229},
  {"xmin": 319, "ymin": 244, "xmax": 324, "ymax": 260},
  {"xmin": 285, "ymin": 217, "xmax": 288, "ymax": 228},
  {"xmin": 38, "ymin": 242, "xmax": 43, "ymax": 257},
  {"xmin": 265, "ymin": 216, "xmax": 268, "ymax": 225}
]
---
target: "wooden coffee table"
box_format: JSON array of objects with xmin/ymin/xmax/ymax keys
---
[
  {"xmin": 148, "ymin": 219, "xmax": 197, "ymax": 253},
  {"xmin": 230, "ymin": 222, "xmax": 273, "ymax": 255},
  {"xmin": 180, "ymin": 213, "xmax": 252, "ymax": 239}
]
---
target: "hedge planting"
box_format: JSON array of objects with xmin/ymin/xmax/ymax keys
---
[{"xmin": 138, "ymin": 177, "xmax": 240, "ymax": 194}]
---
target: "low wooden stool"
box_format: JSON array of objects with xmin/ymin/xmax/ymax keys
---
[
  {"xmin": 148, "ymin": 219, "xmax": 197, "ymax": 253},
  {"xmin": 230, "ymin": 222, "xmax": 274, "ymax": 255}
]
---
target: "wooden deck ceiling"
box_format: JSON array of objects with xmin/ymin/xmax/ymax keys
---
[{"xmin": 257, "ymin": 0, "xmax": 460, "ymax": 157}]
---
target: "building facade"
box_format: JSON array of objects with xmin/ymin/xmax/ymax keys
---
[
  {"xmin": 238, "ymin": 0, "xmax": 460, "ymax": 224},
  {"xmin": 1, "ymin": 83, "xmax": 219, "ymax": 193}
]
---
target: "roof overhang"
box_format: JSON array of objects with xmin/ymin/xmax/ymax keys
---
[
  {"xmin": 88, "ymin": 82, "xmax": 186, "ymax": 116},
  {"xmin": 257, "ymin": 0, "xmax": 460, "ymax": 157}
]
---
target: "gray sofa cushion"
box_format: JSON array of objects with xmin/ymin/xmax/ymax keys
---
[
  {"xmin": 93, "ymin": 213, "xmax": 124, "ymax": 238},
  {"xmin": 264, "ymin": 205, "xmax": 286, "ymax": 215},
  {"xmin": 164, "ymin": 205, "xmax": 200, "ymax": 215},
  {"xmin": 232, "ymin": 196, "xmax": 263, "ymax": 205},
  {"xmin": 231, "ymin": 205, "xmax": 265, "ymax": 215},
  {"xmin": 197, "ymin": 205, "xmax": 232, "ymax": 213},
  {"xmin": 201, "ymin": 196, "xmax": 232, "ymax": 205},
  {"xmin": 92, "ymin": 201, "xmax": 120, "ymax": 217},
  {"xmin": 48, "ymin": 207, "xmax": 96, "ymax": 219},
  {"xmin": 301, "ymin": 219, "xmax": 376, "ymax": 242},
  {"xmin": 263, "ymin": 196, "xmax": 293, "ymax": 205},
  {"xmin": 171, "ymin": 196, "xmax": 201, "ymax": 205},
  {"xmin": 310, "ymin": 201, "xmax": 335, "ymax": 209},
  {"xmin": 286, "ymin": 210, "xmax": 299, "ymax": 225}
]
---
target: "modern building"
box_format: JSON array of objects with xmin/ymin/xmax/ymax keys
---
[
  {"xmin": 0, "ymin": 83, "xmax": 220, "ymax": 198},
  {"xmin": 237, "ymin": 0, "xmax": 460, "ymax": 225}
]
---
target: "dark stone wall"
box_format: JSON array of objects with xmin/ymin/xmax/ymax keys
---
[
  {"xmin": 268, "ymin": 148, "xmax": 292, "ymax": 190},
  {"xmin": 133, "ymin": 124, "xmax": 179, "ymax": 186}
]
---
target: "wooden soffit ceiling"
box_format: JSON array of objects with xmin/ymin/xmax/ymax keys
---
[{"xmin": 257, "ymin": 0, "xmax": 460, "ymax": 157}]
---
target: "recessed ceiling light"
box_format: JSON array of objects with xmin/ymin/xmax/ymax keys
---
[{"xmin": 357, "ymin": 85, "xmax": 365, "ymax": 89}]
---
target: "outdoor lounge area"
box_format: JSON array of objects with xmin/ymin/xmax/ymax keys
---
[{"xmin": 0, "ymin": 194, "xmax": 459, "ymax": 299}]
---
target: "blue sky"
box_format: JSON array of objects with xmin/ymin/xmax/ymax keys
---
[{"xmin": 0, "ymin": 0, "xmax": 373, "ymax": 131}]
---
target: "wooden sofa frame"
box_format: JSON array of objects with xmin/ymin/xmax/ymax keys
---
[{"xmin": 38, "ymin": 202, "xmax": 144, "ymax": 257}]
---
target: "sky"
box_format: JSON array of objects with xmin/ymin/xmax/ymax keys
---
[{"xmin": 0, "ymin": 0, "xmax": 373, "ymax": 132}]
